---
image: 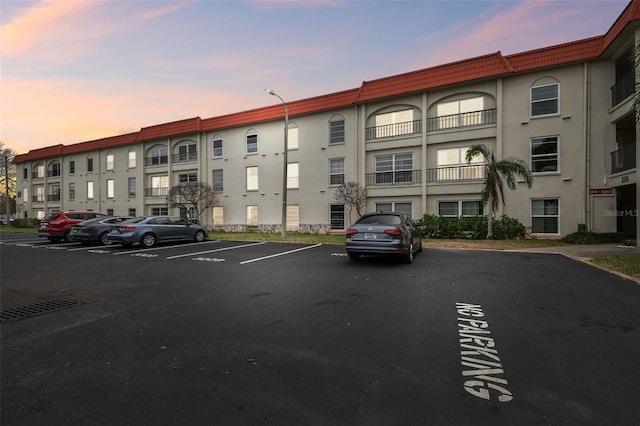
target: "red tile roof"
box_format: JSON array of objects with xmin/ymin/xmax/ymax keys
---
[{"xmin": 13, "ymin": 0, "xmax": 640, "ymax": 164}]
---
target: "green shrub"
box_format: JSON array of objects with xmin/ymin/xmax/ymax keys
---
[
  {"xmin": 10, "ymin": 218, "xmax": 39, "ymax": 228},
  {"xmin": 493, "ymin": 215, "xmax": 526, "ymax": 240},
  {"xmin": 420, "ymin": 214, "xmax": 525, "ymax": 240},
  {"xmin": 560, "ymin": 231, "xmax": 625, "ymax": 244}
]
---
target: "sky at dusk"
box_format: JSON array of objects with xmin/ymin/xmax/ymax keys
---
[{"xmin": 0, "ymin": 0, "xmax": 631, "ymax": 154}]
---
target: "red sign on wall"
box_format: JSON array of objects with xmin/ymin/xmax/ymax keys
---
[{"xmin": 589, "ymin": 188, "xmax": 614, "ymax": 195}]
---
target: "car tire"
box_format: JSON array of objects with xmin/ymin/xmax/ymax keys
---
[
  {"xmin": 99, "ymin": 232, "xmax": 110, "ymax": 246},
  {"xmin": 193, "ymin": 230, "xmax": 206, "ymax": 243},
  {"xmin": 403, "ymin": 244, "xmax": 414, "ymax": 264},
  {"xmin": 63, "ymin": 230, "xmax": 72, "ymax": 242},
  {"xmin": 141, "ymin": 233, "xmax": 156, "ymax": 248},
  {"xmin": 348, "ymin": 253, "xmax": 360, "ymax": 261},
  {"xmin": 417, "ymin": 241, "xmax": 423, "ymax": 253}
]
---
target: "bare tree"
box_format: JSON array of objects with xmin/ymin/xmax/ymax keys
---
[
  {"xmin": 333, "ymin": 181, "xmax": 368, "ymax": 225},
  {"xmin": 0, "ymin": 142, "xmax": 17, "ymax": 225},
  {"xmin": 167, "ymin": 181, "xmax": 219, "ymax": 224}
]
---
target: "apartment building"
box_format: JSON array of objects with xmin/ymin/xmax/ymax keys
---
[{"xmin": 13, "ymin": 0, "xmax": 640, "ymax": 241}]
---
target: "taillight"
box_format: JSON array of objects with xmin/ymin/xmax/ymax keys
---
[
  {"xmin": 384, "ymin": 229, "xmax": 402, "ymax": 236},
  {"xmin": 346, "ymin": 228, "xmax": 358, "ymax": 236},
  {"xmin": 119, "ymin": 225, "xmax": 136, "ymax": 231}
]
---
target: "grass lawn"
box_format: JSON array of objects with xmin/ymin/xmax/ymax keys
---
[{"xmin": 591, "ymin": 254, "xmax": 640, "ymax": 280}]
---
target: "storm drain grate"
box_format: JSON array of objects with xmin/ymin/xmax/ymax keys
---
[{"xmin": 0, "ymin": 298, "xmax": 84, "ymax": 323}]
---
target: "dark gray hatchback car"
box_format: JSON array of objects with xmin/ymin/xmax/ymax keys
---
[{"xmin": 345, "ymin": 212, "xmax": 422, "ymax": 263}]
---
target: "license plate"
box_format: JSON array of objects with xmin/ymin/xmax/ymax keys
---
[
  {"xmin": 364, "ymin": 233, "xmax": 377, "ymax": 239},
  {"xmin": 110, "ymin": 229, "xmax": 119, "ymax": 234}
]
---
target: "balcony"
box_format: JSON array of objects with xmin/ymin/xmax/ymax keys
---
[
  {"xmin": 32, "ymin": 196, "xmax": 45, "ymax": 203},
  {"xmin": 365, "ymin": 120, "xmax": 422, "ymax": 141},
  {"xmin": 172, "ymin": 152, "xmax": 198, "ymax": 163},
  {"xmin": 47, "ymin": 194, "xmax": 61, "ymax": 202},
  {"xmin": 144, "ymin": 187, "xmax": 169, "ymax": 197},
  {"xmin": 46, "ymin": 170, "xmax": 61, "ymax": 178},
  {"xmin": 426, "ymin": 108, "xmax": 497, "ymax": 132},
  {"xmin": 365, "ymin": 170, "xmax": 422, "ymax": 186},
  {"xmin": 611, "ymin": 70, "xmax": 635, "ymax": 107},
  {"xmin": 144, "ymin": 156, "xmax": 168, "ymax": 167},
  {"xmin": 610, "ymin": 143, "xmax": 636, "ymax": 174},
  {"xmin": 425, "ymin": 164, "xmax": 486, "ymax": 182}
]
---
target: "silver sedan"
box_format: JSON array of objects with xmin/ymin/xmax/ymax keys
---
[{"xmin": 107, "ymin": 216, "xmax": 208, "ymax": 248}]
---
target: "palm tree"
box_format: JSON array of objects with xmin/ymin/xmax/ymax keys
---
[{"xmin": 465, "ymin": 144, "xmax": 533, "ymax": 239}]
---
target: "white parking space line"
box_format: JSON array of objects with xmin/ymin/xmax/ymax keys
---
[
  {"xmin": 166, "ymin": 241, "xmax": 266, "ymax": 259},
  {"xmin": 111, "ymin": 240, "xmax": 218, "ymax": 256},
  {"xmin": 67, "ymin": 245, "xmax": 118, "ymax": 252},
  {"xmin": 30, "ymin": 242, "xmax": 78, "ymax": 249},
  {"xmin": 1, "ymin": 238, "xmax": 45, "ymax": 245},
  {"xmin": 239, "ymin": 244, "xmax": 322, "ymax": 264}
]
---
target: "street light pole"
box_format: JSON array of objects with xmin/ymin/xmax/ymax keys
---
[{"xmin": 264, "ymin": 89, "xmax": 289, "ymax": 238}]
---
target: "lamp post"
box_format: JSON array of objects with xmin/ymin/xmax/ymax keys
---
[{"xmin": 264, "ymin": 89, "xmax": 289, "ymax": 237}]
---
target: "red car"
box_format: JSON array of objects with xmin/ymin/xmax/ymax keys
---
[{"xmin": 38, "ymin": 211, "xmax": 107, "ymax": 242}]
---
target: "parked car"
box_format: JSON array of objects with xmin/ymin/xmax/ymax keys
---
[
  {"xmin": 345, "ymin": 212, "xmax": 422, "ymax": 263},
  {"xmin": 38, "ymin": 211, "xmax": 108, "ymax": 242},
  {"xmin": 107, "ymin": 216, "xmax": 208, "ymax": 248},
  {"xmin": 0, "ymin": 215, "xmax": 8, "ymax": 225},
  {"xmin": 69, "ymin": 216, "xmax": 132, "ymax": 245}
]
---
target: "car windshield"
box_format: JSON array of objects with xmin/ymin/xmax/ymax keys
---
[{"xmin": 358, "ymin": 215, "xmax": 401, "ymax": 226}]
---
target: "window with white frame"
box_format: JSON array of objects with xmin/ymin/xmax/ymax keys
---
[
  {"xmin": 531, "ymin": 198, "xmax": 559, "ymax": 234},
  {"xmin": 33, "ymin": 164, "xmax": 44, "ymax": 178},
  {"xmin": 286, "ymin": 205, "xmax": 299, "ymax": 231},
  {"xmin": 288, "ymin": 124, "xmax": 299, "ymax": 150},
  {"xmin": 246, "ymin": 166, "xmax": 258, "ymax": 191},
  {"xmin": 436, "ymin": 147, "xmax": 484, "ymax": 181},
  {"xmin": 107, "ymin": 179, "xmax": 114, "ymax": 198},
  {"xmin": 287, "ymin": 163, "xmax": 299, "ymax": 189},
  {"xmin": 106, "ymin": 153, "xmax": 114, "ymax": 171},
  {"xmin": 531, "ymin": 83, "xmax": 559, "ymax": 117},
  {"xmin": 212, "ymin": 169, "xmax": 223, "ymax": 192},
  {"xmin": 329, "ymin": 117, "xmax": 345, "ymax": 144},
  {"xmin": 330, "ymin": 205, "xmax": 345, "ymax": 229},
  {"xmin": 374, "ymin": 109, "xmax": 414, "ymax": 138},
  {"xmin": 329, "ymin": 158, "xmax": 345, "ymax": 185},
  {"xmin": 69, "ymin": 161, "xmax": 75, "ymax": 175},
  {"xmin": 375, "ymin": 202, "xmax": 412, "ymax": 216},
  {"xmin": 23, "ymin": 168, "xmax": 28, "ymax": 179},
  {"xmin": 128, "ymin": 177, "xmax": 136, "ymax": 197},
  {"xmin": 246, "ymin": 205, "xmax": 258, "ymax": 226},
  {"xmin": 178, "ymin": 143, "xmax": 197, "ymax": 162},
  {"xmin": 22, "ymin": 187, "xmax": 28, "ymax": 202},
  {"xmin": 212, "ymin": 139, "xmax": 223, "ymax": 158},
  {"xmin": 87, "ymin": 181, "xmax": 94, "ymax": 199},
  {"xmin": 35, "ymin": 186, "xmax": 44, "ymax": 202},
  {"xmin": 531, "ymin": 136, "xmax": 559, "ymax": 173},
  {"xmin": 438, "ymin": 200, "xmax": 484, "ymax": 218},
  {"xmin": 49, "ymin": 162, "xmax": 60, "ymax": 177},
  {"xmin": 69, "ymin": 183, "xmax": 75, "ymax": 200},
  {"xmin": 179, "ymin": 173, "xmax": 197, "ymax": 183},
  {"xmin": 128, "ymin": 150, "xmax": 136, "ymax": 168},
  {"xmin": 246, "ymin": 134, "xmax": 258, "ymax": 154},
  {"xmin": 436, "ymin": 96, "xmax": 484, "ymax": 129},
  {"xmin": 128, "ymin": 208, "xmax": 136, "ymax": 217},
  {"xmin": 150, "ymin": 146, "xmax": 168, "ymax": 165},
  {"xmin": 213, "ymin": 206, "xmax": 224, "ymax": 225},
  {"xmin": 106, "ymin": 209, "xmax": 114, "ymax": 216},
  {"xmin": 87, "ymin": 157, "xmax": 94, "ymax": 172},
  {"xmin": 375, "ymin": 153, "xmax": 413, "ymax": 185},
  {"xmin": 152, "ymin": 207, "xmax": 169, "ymax": 216},
  {"xmin": 151, "ymin": 175, "xmax": 168, "ymax": 196}
]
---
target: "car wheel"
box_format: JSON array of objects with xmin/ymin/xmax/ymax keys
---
[
  {"xmin": 99, "ymin": 232, "xmax": 110, "ymax": 245},
  {"xmin": 141, "ymin": 233, "xmax": 156, "ymax": 248},
  {"xmin": 193, "ymin": 230, "xmax": 206, "ymax": 243},
  {"xmin": 63, "ymin": 230, "xmax": 72, "ymax": 242},
  {"xmin": 417, "ymin": 241, "xmax": 423, "ymax": 253},
  {"xmin": 348, "ymin": 253, "xmax": 360, "ymax": 261},
  {"xmin": 403, "ymin": 244, "xmax": 414, "ymax": 264}
]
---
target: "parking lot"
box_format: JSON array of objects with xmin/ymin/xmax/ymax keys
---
[{"xmin": 1, "ymin": 232, "xmax": 639, "ymax": 425}]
